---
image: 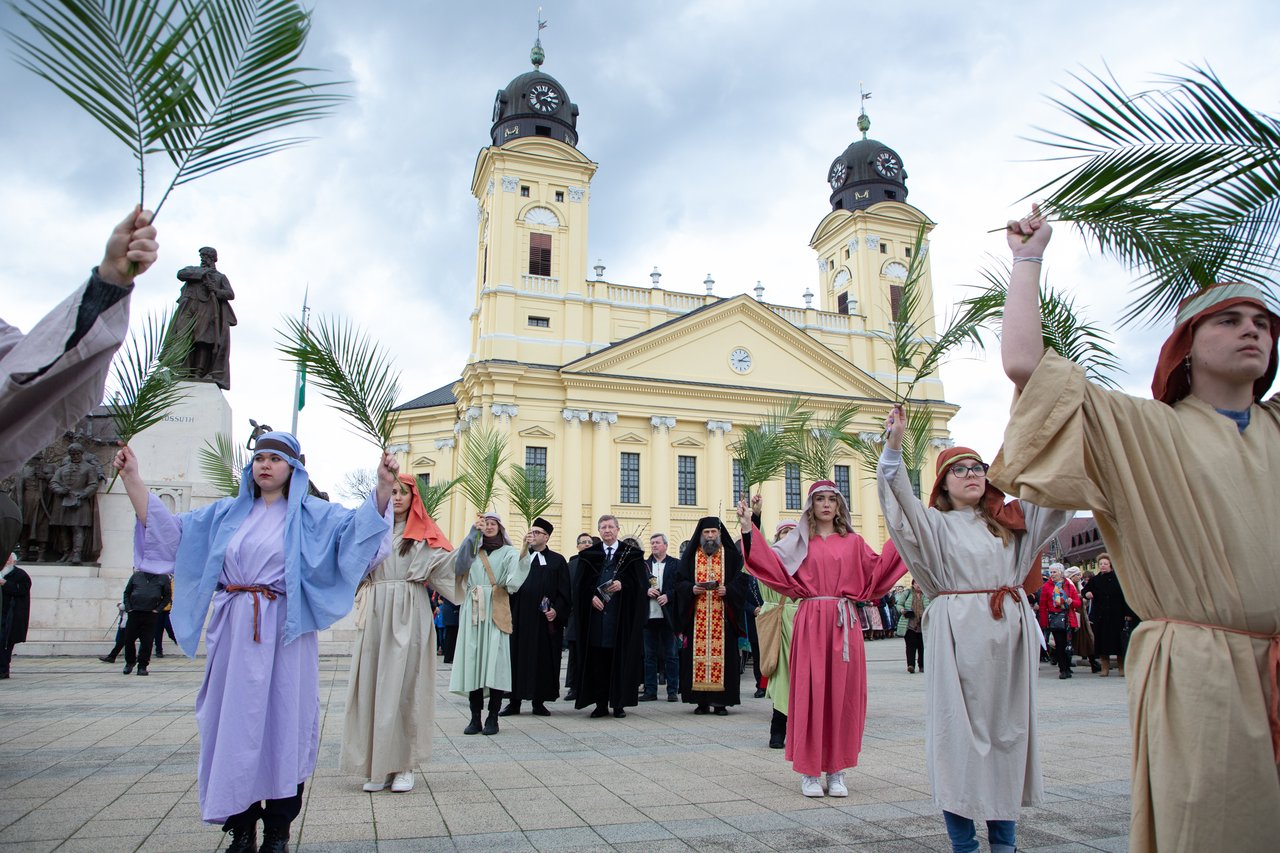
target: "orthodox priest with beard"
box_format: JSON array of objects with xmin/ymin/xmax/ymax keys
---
[{"xmin": 675, "ymin": 517, "xmax": 749, "ymax": 715}]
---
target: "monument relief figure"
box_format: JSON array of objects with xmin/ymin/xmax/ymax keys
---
[
  {"xmin": 49, "ymin": 443, "xmax": 100, "ymax": 564},
  {"xmin": 16, "ymin": 455, "xmax": 53, "ymax": 561},
  {"xmin": 174, "ymin": 246, "xmax": 236, "ymax": 390}
]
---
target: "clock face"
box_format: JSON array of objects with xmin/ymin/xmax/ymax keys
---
[
  {"xmin": 874, "ymin": 150, "xmax": 901, "ymax": 179},
  {"xmin": 828, "ymin": 159, "xmax": 847, "ymax": 190},
  {"xmin": 729, "ymin": 347, "xmax": 752, "ymax": 374},
  {"xmin": 528, "ymin": 83, "xmax": 561, "ymax": 113}
]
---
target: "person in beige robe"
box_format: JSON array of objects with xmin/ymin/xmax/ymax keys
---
[
  {"xmin": 878, "ymin": 424, "xmax": 1070, "ymax": 852},
  {"xmin": 340, "ymin": 475, "xmax": 455, "ymax": 794},
  {"xmin": 993, "ymin": 206, "xmax": 1280, "ymax": 853},
  {"xmin": 0, "ymin": 208, "xmax": 158, "ymax": 477}
]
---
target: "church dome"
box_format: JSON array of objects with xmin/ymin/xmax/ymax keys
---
[
  {"xmin": 490, "ymin": 41, "xmax": 580, "ymax": 148},
  {"xmin": 825, "ymin": 111, "xmax": 907, "ymax": 212}
]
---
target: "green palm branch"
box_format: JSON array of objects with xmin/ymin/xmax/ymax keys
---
[
  {"xmin": 416, "ymin": 474, "xmax": 457, "ymax": 519},
  {"xmin": 276, "ymin": 314, "xmax": 401, "ymax": 449},
  {"xmin": 730, "ymin": 396, "xmax": 811, "ymax": 493},
  {"xmin": 1028, "ymin": 64, "xmax": 1280, "ymax": 324},
  {"xmin": 787, "ymin": 403, "xmax": 859, "ymax": 483},
  {"xmin": 500, "ymin": 464, "xmax": 554, "ymax": 529},
  {"xmin": 197, "ymin": 431, "xmax": 245, "ymax": 496},
  {"xmin": 6, "ymin": 0, "xmax": 347, "ymax": 218},
  {"xmin": 965, "ymin": 262, "xmax": 1123, "ymax": 388},
  {"xmin": 106, "ymin": 308, "xmax": 192, "ymax": 444},
  {"xmin": 455, "ymin": 426, "xmax": 507, "ymax": 515},
  {"xmin": 846, "ymin": 405, "xmax": 933, "ymax": 497}
]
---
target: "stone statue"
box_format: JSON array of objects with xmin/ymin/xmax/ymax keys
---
[
  {"xmin": 174, "ymin": 246, "xmax": 237, "ymax": 390},
  {"xmin": 48, "ymin": 443, "xmax": 100, "ymax": 564},
  {"xmin": 15, "ymin": 455, "xmax": 53, "ymax": 561}
]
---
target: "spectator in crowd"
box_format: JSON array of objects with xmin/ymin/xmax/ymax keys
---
[
  {"xmin": 563, "ymin": 532, "xmax": 594, "ymax": 701},
  {"xmin": 640, "ymin": 533, "xmax": 679, "ymax": 703},
  {"xmin": 896, "ymin": 578, "xmax": 927, "ymax": 674},
  {"xmin": 1083, "ymin": 553, "xmax": 1131, "ymax": 676},
  {"xmin": 1, "ymin": 550, "xmax": 32, "ymax": 679},
  {"xmin": 1038, "ymin": 563, "xmax": 1081, "ymax": 680}
]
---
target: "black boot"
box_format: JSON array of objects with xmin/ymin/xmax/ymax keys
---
[
  {"xmin": 768, "ymin": 709, "xmax": 787, "ymax": 749},
  {"xmin": 483, "ymin": 690, "xmax": 502, "ymax": 735},
  {"xmin": 260, "ymin": 825, "xmax": 290, "ymax": 853},
  {"xmin": 224, "ymin": 823, "xmax": 258, "ymax": 853},
  {"xmin": 498, "ymin": 700, "xmax": 521, "ymax": 716},
  {"xmin": 464, "ymin": 689, "xmax": 484, "ymax": 735}
]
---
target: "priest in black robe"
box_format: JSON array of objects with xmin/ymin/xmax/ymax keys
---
[
  {"xmin": 569, "ymin": 514, "xmax": 647, "ymax": 718},
  {"xmin": 674, "ymin": 516, "xmax": 748, "ymax": 714},
  {"xmin": 501, "ymin": 517, "xmax": 572, "ymax": 716}
]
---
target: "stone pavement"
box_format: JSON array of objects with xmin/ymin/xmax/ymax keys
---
[{"xmin": 0, "ymin": 641, "xmax": 1133, "ymax": 852}]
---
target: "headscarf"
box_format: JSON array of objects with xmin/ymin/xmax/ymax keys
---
[
  {"xmin": 929, "ymin": 446, "xmax": 1026, "ymax": 533},
  {"xmin": 479, "ymin": 512, "xmax": 510, "ymax": 552},
  {"xmin": 396, "ymin": 474, "xmax": 452, "ymax": 550},
  {"xmin": 680, "ymin": 516, "xmax": 742, "ymax": 567},
  {"xmin": 774, "ymin": 519, "xmax": 797, "ymax": 538},
  {"xmin": 1151, "ymin": 282, "xmax": 1280, "ymax": 405},
  {"xmin": 769, "ymin": 480, "xmax": 853, "ymax": 576}
]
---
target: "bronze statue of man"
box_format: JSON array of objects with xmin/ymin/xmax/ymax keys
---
[
  {"xmin": 174, "ymin": 246, "xmax": 236, "ymax": 390},
  {"xmin": 49, "ymin": 443, "xmax": 99, "ymax": 564}
]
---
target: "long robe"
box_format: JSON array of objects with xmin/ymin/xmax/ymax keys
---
[
  {"xmin": 448, "ymin": 536, "xmax": 528, "ymax": 695},
  {"xmin": 759, "ymin": 583, "xmax": 799, "ymax": 716},
  {"xmin": 340, "ymin": 524, "xmax": 455, "ymax": 781},
  {"xmin": 1084, "ymin": 570, "xmax": 1131, "ymax": 657},
  {"xmin": 990, "ymin": 350, "xmax": 1280, "ymax": 853},
  {"xmin": 0, "ymin": 272, "xmax": 132, "ymax": 478},
  {"xmin": 744, "ymin": 524, "xmax": 905, "ymax": 775},
  {"xmin": 136, "ymin": 492, "xmax": 390, "ymax": 823},
  {"xmin": 878, "ymin": 451, "xmax": 1071, "ymax": 821},
  {"xmin": 509, "ymin": 548, "xmax": 572, "ymax": 703},
  {"xmin": 570, "ymin": 542, "xmax": 648, "ymax": 710},
  {"xmin": 674, "ymin": 547, "xmax": 749, "ymax": 707}
]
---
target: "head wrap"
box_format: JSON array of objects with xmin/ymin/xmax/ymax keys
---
[
  {"xmin": 1151, "ymin": 282, "xmax": 1280, "ymax": 405},
  {"xmin": 396, "ymin": 474, "xmax": 452, "ymax": 550},
  {"xmin": 929, "ymin": 447, "xmax": 1026, "ymax": 533},
  {"xmin": 768, "ymin": 481, "xmax": 855, "ymax": 576},
  {"xmin": 479, "ymin": 512, "xmax": 511, "ymax": 552},
  {"xmin": 680, "ymin": 516, "xmax": 743, "ymax": 579},
  {"xmin": 774, "ymin": 519, "xmax": 797, "ymax": 537},
  {"xmin": 532, "ymin": 516, "xmax": 554, "ymax": 535}
]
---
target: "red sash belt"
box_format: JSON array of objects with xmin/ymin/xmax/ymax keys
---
[
  {"xmin": 1152, "ymin": 617, "xmax": 1280, "ymax": 763},
  {"xmin": 222, "ymin": 584, "xmax": 279, "ymax": 643},
  {"xmin": 935, "ymin": 586, "xmax": 1024, "ymax": 620}
]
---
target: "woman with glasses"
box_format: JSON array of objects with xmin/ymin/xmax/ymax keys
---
[
  {"xmin": 1038, "ymin": 563, "xmax": 1082, "ymax": 680},
  {"xmin": 877, "ymin": 406, "xmax": 1071, "ymax": 853}
]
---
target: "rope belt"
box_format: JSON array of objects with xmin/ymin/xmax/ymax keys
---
[
  {"xmin": 934, "ymin": 585, "xmax": 1025, "ymax": 620},
  {"xmin": 802, "ymin": 596, "xmax": 859, "ymax": 662},
  {"xmin": 1151, "ymin": 617, "xmax": 1280, "ymax": 763},
  {"xmin": 220, "ymin": 584, "xmax": 279, "ymax": 643},
  {"xmin": 469, "ymin": 584, "xmax": 488, "ymax": 626}
]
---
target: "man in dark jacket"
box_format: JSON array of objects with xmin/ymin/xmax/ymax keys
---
[
  {"xmin": 1, "ymin": 550, "xmax": 32, "ymax": 679},
  {"xmin": 640, "ymin": 533, "xmax": 680, "ymax": 702},
  {"xmin": 563, "ymin": 532, "xmax": 595, "ymax": 700},
  {"xmin": 119, "ymin": 568, "xmax": 171, "ymax": 676},
  {"xmin": 501, "ymin": 517, "xmax": 572, "ymax": 716}
]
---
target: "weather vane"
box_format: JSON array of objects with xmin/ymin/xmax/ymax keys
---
[{"xmin": 858, "ymin": 82, "xmax": 872, "ymax": 139}]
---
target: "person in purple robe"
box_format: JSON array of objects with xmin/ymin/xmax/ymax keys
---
[{"xmin": 114, "ymin": 431, "xmax": 396, "ymax": 853}]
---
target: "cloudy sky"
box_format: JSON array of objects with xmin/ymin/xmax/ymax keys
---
[{"xmin": 2, "ymin": 0, "xmax": 1275, "ymax": 502}]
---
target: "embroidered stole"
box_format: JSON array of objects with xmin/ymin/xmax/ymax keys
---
[{"xmin": 692, "ymin": 549, "xmax": 726, "ymax": 691}]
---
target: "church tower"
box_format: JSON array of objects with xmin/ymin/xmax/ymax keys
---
[{"xmin": 469, "ymin": 38, "xmax": 599, "ymax": 366}]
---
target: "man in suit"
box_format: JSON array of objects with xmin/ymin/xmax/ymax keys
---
[{"xmin": 640, "ymin": 533, "xmax": 680, "ymax": 702}]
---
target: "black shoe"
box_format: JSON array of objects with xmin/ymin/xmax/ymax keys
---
[
  {"xmin": 667, "ymin": 693, "xmax": 678, "ymax": 702},
  {"xmin": 463, "ymin": 717, "xmax": 483, "ymax": 735},
  {"xmin": 612, "ymin": 708, "xmax": 626, "ymax": 718},
  {"xmin": 564, "ymin": 690, "xmax": 577, "ymax": 701},
  {"xmin": 498, "ymin": 704, "xmax": 520, "ymax": 716},
  {"xmin": 260, "ymin": 825, "xmax": 290, "ymax": 853},
  {"xmin": 713, "ymin": 706, "xmax": 728, "ymax": 716},
  {"xmin": 137, "ymin": 666, "xmax": 149, "ymax": 676},
  {"xmin": 155, "ymin": 651, "xmax": 164, "ymax": 658},
  {"xmin": 531, "ymin": 704, "xmax": 550, "ymax": 716},
  {"xmin": 123, "ymin": 664, "xmax": 134, "ymax": 675},
  {"xmin": 482, "ymin": 715, "xmax": 499, "ymax": 735},
  {"xmin": 98, "ymin": 655, "xmax": 116, "ymax": 664},
  {"xmin": 225, "ymin": 823, "xmax": 258, "ymax": 853},
  {"xmin": 1059, "ymin": 672, "xmax": 1070, "ymax": 679},
  {"xmin": 753, "ymin": 688, "xmax": 766, "ymax": 698},
  {"xmin": 639, "ymin": 692, "xmax": 657, "ymax": 702},
  {"xmin": 694, "ymin": 705, "xmax": 710, "ymax": 715},
  {"xmin": 589, "ymin": 706, "xmax": 609, "ymax": 718},
  {"xmin": 0, "ymin": 672, "xmax": 9, "ymax": 679},
  {"xmin": 768, "ymin": 736, "xmax": 785, "ymax": 749}
]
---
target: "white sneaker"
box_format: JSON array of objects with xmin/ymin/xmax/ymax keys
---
[
  {"xmin": 826, "ymin": 771, "xmax": 848, "ymax": 797},
  {"xmin": 800, "ymin": 774, "xmax": 825, "ymax": 797},
  {"xmin": 363, "ymin": 774, "xmax": 392, "ymax": 792},
  {"xmin": 390, "ymin": 770, "xmax": 414, "ymax": 792}
]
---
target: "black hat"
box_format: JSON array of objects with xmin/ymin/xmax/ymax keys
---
[{"xmin": 532, "ymin": 517, "xmax": 554, "ymax": 535}]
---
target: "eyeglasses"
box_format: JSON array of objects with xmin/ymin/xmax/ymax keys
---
[{"xmin": 948, "ymin": 462, "xmax": 989, "ymax": 479}]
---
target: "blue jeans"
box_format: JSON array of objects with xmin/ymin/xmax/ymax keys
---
[
  {"xmin": 942, "ymin": 811, "xmax": 1016, "ymax": 853},
  {"xmin": 642, "ymin": 618, "xmax": 678, "ymax": 696}
]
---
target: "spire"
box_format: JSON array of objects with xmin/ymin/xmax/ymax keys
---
[
  {"xmin": 857, "ymin": 83, "xmax": 872, "ymax": 139},
  {"xmin": 531, "ymin": 7, "xmax": 547, "ymax": 69}
]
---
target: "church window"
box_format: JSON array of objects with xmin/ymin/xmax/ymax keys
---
[
  {"xmin": 844, "ymin": 247, "xmax": 851, "ymax": 260},
  {"xmin": 834, "ymin": 465, "xmax": 851, "ymax": 506},
  {"xmin": 529, "ymin": 233, "xmax": 552, "ymax": 276},
  {"xmin": 677, "ymin": 456, "xmax": 697, "ymax": 505},
  {"xmin": 885, "ymin": 190, "xmax": 897, "ymax": 200},
  {"xmin": 520, "ymin": 185, "xmax": 530, "ymax": 197},
  {"xmin": 879, "ymin": 242, "xmax": 888, "ymax": 254},
  {"xmin": 620, "ymin": 452, "xmax": 640, "ymax": 504},
  {"xmin": 904, "ymin": 246, "xmax": 912, "ymax": 258},
  {"xmin": 785, "ymin": 463, "xmax": 801, "ymax": 510},
  {"xmin": 535, "ymin": 125, "xmax": 551, "ymax": 137},
  {"xmin": 837, "ymin": 292, "xmax": 849, "ymax": 315},
  {"xmin": 528, "ymin": 316, "xmax": 550, "ymax": 328},
  {"xmin": 555, "ymin": 190, "xmax": 565, "ymax": 202},
  {"xmin": 419, "ymin": 472, "xmax": 431, "ymax": 487},
  {"xmin": 732, "ymin": 459, "xmax": 746, "ymax": 504},
  {"xmin": 525, "ymin": 446, "xmax": 547, "ymax": 483},
  {"xmin": 890, "ymin": 284, "xmax": 904, "ymax": 319}
]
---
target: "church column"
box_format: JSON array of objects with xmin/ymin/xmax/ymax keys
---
[
  {"xmin": 433, "ymin": 437, "xmax": 457, "ymax": 523},
  {"xmin": 589, "ymin": 411, "xmax": 617, "ymax": 524},
  {"xmin": 649, "ymin": 416, "xmax": 675, "ymax": 538},
  {"xmin": 491, "ymin": 404, "xmax": 519, "ymax": 525},
  {"xmin": 560, "ymin": 408, "xmax": 588, "ymax": 545},
  {"xmin": 705, "ymin": 420, "xmax": 732, "ymax": 517}
]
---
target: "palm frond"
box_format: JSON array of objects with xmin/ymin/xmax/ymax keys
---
[
  {"xmin": 1028, "ymin": 64, "xmax": 1280, "ymax": 324},
  {"xmin": 969, "ymin": 263, "xmax": 1123, "ymax": 388},
  {"xmin": 197, "ymin": 432, "xmax": 245, "ymax": 496},
  {"xmin": 788, "ymin": 403, "xmax": 859, "ymax": 483},
  {"xmin": 846, "ymin": 406, "xmax": 933, "ymax": 499},
  {"xmin": 455, "ymin": 426, "xmax": 507, "ymax": 514},
  {"xmin": 729, "ymin": 397, "xmax": 811, "ymax": 491},
  {"xmin": 500, "ymin": 464, "xmax": 555, "ymax": 528},
  {"xmin": 105, "ymin": 308, "xmax": 192, "ymax": 445},
  {"xmin": 417, "ymin": 474, "xmax": 458, "ymax": 519}
]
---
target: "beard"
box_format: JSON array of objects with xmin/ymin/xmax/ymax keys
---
[{"xmin": 700, "ymin": 539, "xmax": 720, "ymax": 557}]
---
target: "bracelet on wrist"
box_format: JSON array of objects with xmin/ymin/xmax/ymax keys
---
[{"xmin": 1012, "ymin": 256, "xmax": 1043, "ymax": 265}]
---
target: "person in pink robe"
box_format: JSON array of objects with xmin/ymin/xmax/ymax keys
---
[{"xmin": 737, "ymin": 481, "xmax": 905, "ymax": 798}]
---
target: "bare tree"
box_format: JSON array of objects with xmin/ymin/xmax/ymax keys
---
[{"xmin": 339, "ymin": 468, "xmax": 378, "ymax": 502}]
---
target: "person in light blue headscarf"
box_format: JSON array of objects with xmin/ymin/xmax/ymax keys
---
[{"xmin": 114, "ymin": 432, "xmax": 396, "ymax": 853}]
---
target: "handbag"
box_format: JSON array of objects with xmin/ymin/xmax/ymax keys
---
[
  {"xmin": 478, "ymin": 550, "xmax": 513, "ymax": 635},
  {"xmin": 756, "ymin": 603, "xmax": 784, "ymax": 679},
  {"xmin": 1047, "ymin": 610, "xmax": 1069, "ymax": 631}
]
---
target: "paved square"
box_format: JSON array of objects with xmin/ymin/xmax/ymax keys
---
[{"xmin": 0, "ymin": 641, "xmax": 1132, "ymax": 851}]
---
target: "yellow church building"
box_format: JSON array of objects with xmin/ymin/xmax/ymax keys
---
[{"xmin": 389, "ymin": 42, "xmax": 957, "ymax": 550}]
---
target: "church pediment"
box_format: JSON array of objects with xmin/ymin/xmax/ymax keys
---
[
  {"xmin": 672, "ymin": 436, "xmax": 704, "ymax": 449},
  {"xmin": 562, "ymin": 294, "xmax": 896, "ymax": 399},
  {"xmin": 412, "ymin": 456, "xmax": 435, "ymax": 467},
  {"xmin": 518, "ymin": 425, "xmax": 556, "ymax": 438},
  {"xmin": 614, "ymin": 432, "xmax": 648, "ymax": 445}
]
